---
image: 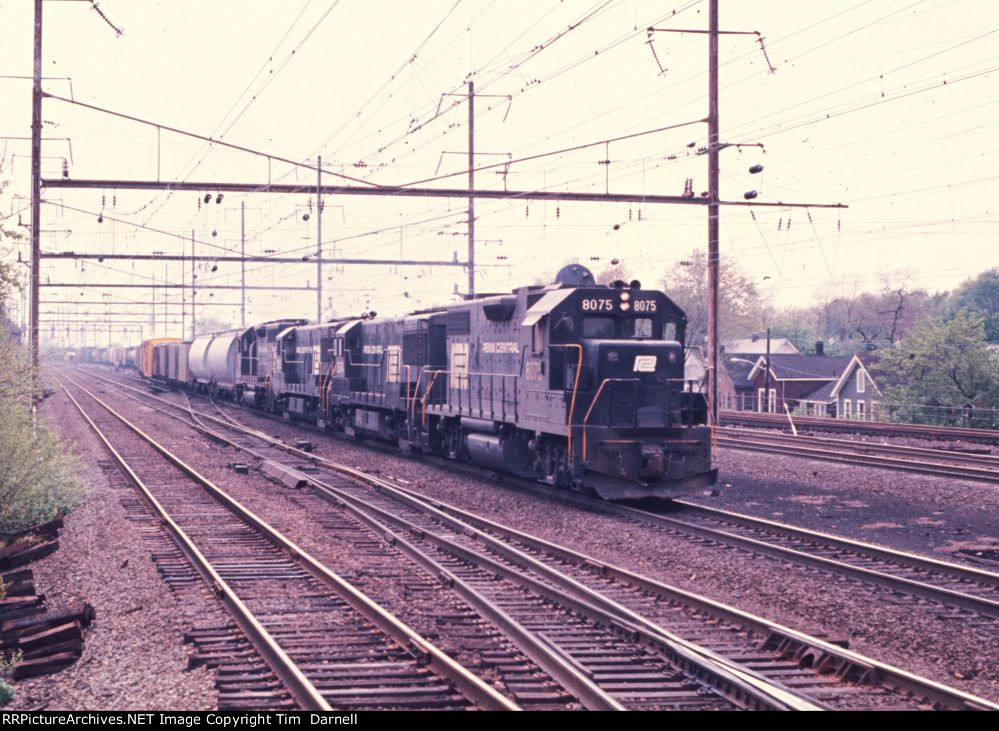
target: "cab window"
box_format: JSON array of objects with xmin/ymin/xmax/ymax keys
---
[
  {"xmin": 622, "ymin": 318, "xmax": 654, "ymax": 338},
  {"xmin": 582, "ymin": 317, "xmax": 615, "ymax": 338}
]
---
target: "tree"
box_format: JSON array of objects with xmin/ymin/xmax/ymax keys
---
[
  {"xmin": 194, "ymin": 315, "xmax": 235, "ymax": 336},
  {"xmin": 0, "ymin": 154, "xmax": 25, "ymax": 325},
  {"xmin": 661, "ymin": 249, "xmax": 764, "ymax": 347},
  {"xmin": 872, "ymin": 311, "xmax": 999, "ymax": 426},
  {"xmin": 810, "ymin": 277, "xmax": 936, "ymax": 350},
  {"xmin": 948, "ymin": 269, "xmax": 999, "ymax": 342}
]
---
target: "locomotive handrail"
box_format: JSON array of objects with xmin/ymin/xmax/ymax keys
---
[{"xmin": 581, "ymin": 378, "xmax": 640, "ymax": 462}]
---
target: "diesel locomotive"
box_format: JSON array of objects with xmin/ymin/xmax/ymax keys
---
[{"xmin": 133, "ymin": 265, "xmax": 717, "ymax": 500}]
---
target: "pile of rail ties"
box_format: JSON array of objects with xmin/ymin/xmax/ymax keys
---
[{"xmin": 1, "ymin": 517, "xmax": 94, "ymax": 680}]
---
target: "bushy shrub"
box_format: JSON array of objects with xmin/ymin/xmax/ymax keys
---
[{"xmin": 0, "ymin": 399, "xmax": 85, "ymax": 539}]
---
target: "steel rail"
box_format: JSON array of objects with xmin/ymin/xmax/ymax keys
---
[
  {"xmin": 719, "ymin": 426, "xmax": 999, "ymax": 469},
  {"xmin": 719, "ymin": 410, "xmax": 999, "ymax": 445},
  {"xmin": 716, "ymin": 434, "xmax": 999, "ymax": 482},
  {"xmin": 77, "ymin": 369, "xmax": 821, "ymax": 711},
  {"xmin": 671, "ymin": 500, "xmax": 999, "ymax": 591},
  {"xmin": 175, "ymin": 393, "xmax": 621, "ymax": 710},
  {"xmin": 86, "ymin": 367, "xmax": 999, "ymax": 618},
  {"xmin": 60, "ymin": 384, "xmax": 333, "ymax": 713},
  {"xmin": 380, "ymin": 486, "xmax": 999, "ymax": 712},
  {"xmin": 77, "ymin": 368, "xmax": 999, "ymax": 708},
  {"xmin": 62, "ymin": 375, "xmax": 520, "ymax": 712},
  {"xmin": 716, "ymin": 433, "xmax": 999, "ymax": 483}
]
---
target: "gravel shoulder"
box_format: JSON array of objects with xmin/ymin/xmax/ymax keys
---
[
  {"xmin": 694, "ymin": 446, "xmax": 999, "ymax": 567},
  {"xmin": 6, "ymin": 386, "xmax": 217, "ymax": 711}
]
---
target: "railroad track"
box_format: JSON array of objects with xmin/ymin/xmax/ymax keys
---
[
  {"xmin": 716, "ymin": 427, "xmax": 999, "ymax": 484},
  {"xmin": 68, "ymin": 367, "xmax": 999, "ymax": 710},
  {"xmin": 59, "ymin": 377, "xmax": 518, "ymax": 712},
  {"xmin": 720, "ymin": 410, "xmax": 999, "ymax": 445}
]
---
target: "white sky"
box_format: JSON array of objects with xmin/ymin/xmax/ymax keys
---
[{"xmin": 2, "ymin": 0, "xmax": 998, "ymax": 345}]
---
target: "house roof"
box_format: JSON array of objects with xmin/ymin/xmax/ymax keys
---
[
  {"xmin": 722, "ymin": 354, "xmax": 758, "ymax": 389},
  {"xmin": 723, "ymin": 337, "xmax": 799, "ymax": 354},
  {"xmin": 829, "ymin": 354, "xmax": 883, "ymax": 399},
  {"xmin": 803, "ymin": 380, "xmax": 838, "ymax": 402},
  {"xmin": 751, "ymin": 353, "xmax": 854, "ymax": 381}
]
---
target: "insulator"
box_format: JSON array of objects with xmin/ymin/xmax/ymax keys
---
[
  {"xmin": 204, "ymin": 193, "xmax": 212, "ymax": 204},
  {"xmin": 611, "ymin": 258, "xmax": 620, "ymax": 265},
  {"xmin": 628, "ymin": 207, "xmax": 633, "ymax": 221},
  {"xmin": 303, "ymin": 212, "xmax": 310, "ymax": 221},
  {"xmin": 744, "ymin": 190, "xmax": 758, "ymax": 200},
  {"xmin": 556, "ymin": 206, "xmax": 560, "ymax": 219},
  {"xmin": 211, "ymin": 229, "xmax": 217, "ymax": 237},
  {"xmin": 216, "ymin": 193, "xmax": 223, "ymax": 204},
  {"xmin": 749, "ymin": 164, "xmax": 764, "ymax": 174},
  {"xmin": 97, "ymin": 214, "xmax": 103, "ymax": 223}
]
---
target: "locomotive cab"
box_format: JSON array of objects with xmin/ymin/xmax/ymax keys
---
[{"xmin": 525, "ymin": 280, "xmax": 717, "ymax": 499}]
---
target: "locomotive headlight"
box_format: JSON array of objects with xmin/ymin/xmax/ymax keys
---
[
  {"xmin": 620, "ymin": 301, "xmax": 631, "ymax": 312},
  {"xmin": 620, "ymin": 292, "xmax": 631, "ymax": 302}
]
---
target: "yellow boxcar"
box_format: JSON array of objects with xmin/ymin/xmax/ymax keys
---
[{"xmin": 138, "ymin": 337, "xmax": 180, "ymax": 378}]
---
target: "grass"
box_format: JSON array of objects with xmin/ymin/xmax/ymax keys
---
[{"xmin": 0, "ymin": 398, "xmax": 85, "ymax": 540}]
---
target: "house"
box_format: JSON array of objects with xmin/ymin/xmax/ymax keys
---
[
  {"xmin": 723, "ymin": 335, "xmax": 800, "ymax": 355},
  {"xmin": 719, "ymin": 353, "xmax": 758, "ymax": 411},
  {"xmin": 743, "ymin": 348, "xmax": 883, "ymax": 419}
]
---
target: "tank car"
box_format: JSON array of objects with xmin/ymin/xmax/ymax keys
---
[{"xmin": 188, "ymin": 331, "xmax": 241, "ymax": 397}]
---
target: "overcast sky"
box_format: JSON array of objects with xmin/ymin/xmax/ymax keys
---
[{"xmin": 2, "ymin": 0, "xmax": 998, "ymax": 345}]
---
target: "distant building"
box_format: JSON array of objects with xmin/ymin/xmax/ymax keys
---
[
  {"xmin": 744, "ymin": 351, "xmax": 882, "ymax": 418},
  {"xmin": 723, "ymin": 335, "xmax": 800, "ymax": 355},
  {"xmin": 720, "ymin": 344, "xmax": 883, "ymax": 419}
]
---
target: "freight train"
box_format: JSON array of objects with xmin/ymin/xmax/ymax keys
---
[{"xmin": 101, "ymin": 266, "xmax": 717, "ymax": 500}]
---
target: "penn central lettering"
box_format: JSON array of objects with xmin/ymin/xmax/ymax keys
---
[{"xmin": 482, "ymin": 341, "xmax": 519, "ymax": 354}]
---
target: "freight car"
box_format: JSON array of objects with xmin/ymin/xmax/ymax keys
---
[{"xmin": 138, "ymin": 338, "xmax": 179, "ymax": 378}]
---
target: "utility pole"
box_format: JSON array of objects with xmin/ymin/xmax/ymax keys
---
[
  {"xmin": 316, "ymin": 155, "xmax": 323, "ymax": 322},
  {"xmin": 181, "ymin": 241, "xmax": 186, "ymax": 337},
  {"xmin": 467, "ymin": 81, "xmax": 475, "ymax": 298},
  {"xmin": 190, "ymin": 230, "xmax": 196, "ymax": 339},
  {"xmin": 151, "ymin": 270, "xmax": 156, "ymax": 337},
  {"xmin": 707, "ymin": 0, "xmax": 720, "ymax": 426},
  {"xmin": 764, "ymin": 327, "xmax": 771, "ymax": 414},
  {"xmin": 241, "ymin": 200, "xmax": 246, "ymax": 329},
  {"xmin": 29, "ymin": 0, "xmax": 43, "ymax": 389}
]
